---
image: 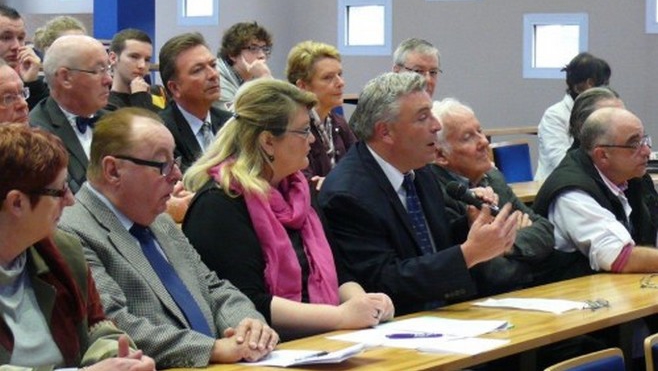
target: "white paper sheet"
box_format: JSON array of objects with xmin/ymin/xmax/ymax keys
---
[
  {"xmin": 473, "ymin": 298, "xmax": 586, "ymax": 314},
  {"xmin": 239, "ymin": 343, "xmax": 365, "ymax": 367}
]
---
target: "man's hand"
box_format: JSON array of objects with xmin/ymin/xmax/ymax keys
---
[
  {"xmin": 210, "ymin": 318, "xmax": 278, "ymax": 363},
  {"xmin": 86, "ymin": 335, "xmax": 156, "ymax": 371},
  {"xmin": 16, "ymin": 45, "xmax": 41, "ymax": 83},
  {"xmin": 166, "ymin": 181, "xmax": 194, "ymax": 223},
  {"xmin": 240, "ymin": 55, "xmax": 271, "ymax": 80},
  {"xmin": 461, "ymin": 203, "xmax": 520, "ymax": 268},
  {"xmin": 129, "ymin": 76, "xmax": 151, "ymax": 94}
]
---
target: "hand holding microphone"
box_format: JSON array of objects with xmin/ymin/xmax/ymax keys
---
[{"xmin": 445, "ymin": 181, "xmax": 500, "ymax": 216}]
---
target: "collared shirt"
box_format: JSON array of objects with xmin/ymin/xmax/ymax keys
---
[
  {"xmin": 177, "ymin": 105, "xmax": 213, "ymax": 151},
  {"xmin": 87, "ymin": 185, "xmax": 170, "ymax": 261},
  {"xmin": 60, "ymin": 106, "xmax": 93, "ymax": 159},
  {"xmin": 535, "ymin": 94, "xmax": 574, "ymax": 181},
  {"xmin": 548, "ymin": 165, "xmax": 634, "ymax": 271}
]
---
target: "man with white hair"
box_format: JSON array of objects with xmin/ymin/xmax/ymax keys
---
[
  {"xmin": 392, "ymin": 38, "xmax": 441, "ymax": 97},
  {"xmin": 0, "ymin": 58, "xmax": 29, "ymax": 124},
  {"xmin": 29, "ymin": 34, "xmax": 112, "ymax": 193}
]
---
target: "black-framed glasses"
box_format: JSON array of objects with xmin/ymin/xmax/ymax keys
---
[
  {"xmin": 286, "ymin": 126, "xmax": 312, "ymax": 139},
  {"xmin": 115, "ymin": 155, "xmax": 182, "ymax": 177},
  {"xmin": 242, "ymin": 45, "xmax": 272, "ymax": 56},
  {"xmin": 400, "ymin": 65, "xmax": 443, "ymax": 78},
  {"xmin": 0, "ymin": 87, "xmax": 30, "ymax": 107},
  {"xmin": 66, "ymin": 64, "xmax": 112, "ymax": 76},
  {"xmin": 597, "ymin": 135, "xmax": 652, "ymax": 151},
  {"xmin": 31, "ymin": 182, "xmax": 70, "ymax": 198}
]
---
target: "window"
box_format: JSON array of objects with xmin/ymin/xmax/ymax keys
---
[
  {"xmin": 177, "ymin": 0, "xmax": 219, "ymax": 26},
  {"xmin": 337, "ymin": 0, "xmax": 392, "ymax": 56},
  {"xmin": 647, "ymin": 0, "xmax": 658, "ymax": 33},
  {"xmin": 523, "ymin": 13, "xmax": 588, "ymax": 79}
]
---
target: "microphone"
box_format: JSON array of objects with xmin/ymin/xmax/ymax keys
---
[{"xmin": 445, "ymin": 181, "xmax": 500, "ymax": 216}]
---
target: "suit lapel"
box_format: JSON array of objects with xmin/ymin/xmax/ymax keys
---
[
  {"xmin": 44, "ymin": 98, "xmax": 89, "ymax": 173},
  {"xmin": 76, "ymin": 186, "xmax": 189, "ymax": 325},
  {"xmin": 172, "ymin": 103, "xmax": 203, "ymax": 158}
]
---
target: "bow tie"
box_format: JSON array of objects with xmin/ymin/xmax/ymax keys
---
[{"xmin": 75, "ymin": 116, "xmax": 98, "ymax": 134}]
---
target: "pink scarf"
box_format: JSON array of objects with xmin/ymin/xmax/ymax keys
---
[{"xmin": 209, "ymin": 162, "xmax": 339, "ymax": 305}]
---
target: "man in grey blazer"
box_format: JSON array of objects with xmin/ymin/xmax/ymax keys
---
[
  {"xmin": 30, "ymin": 34, "xmax": 111, "ymax": 194},
  {"xmin": 58, "ymin": 108, "xmax": 278, "ymax": 369}
]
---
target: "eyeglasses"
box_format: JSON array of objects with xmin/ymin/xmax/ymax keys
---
[
  {"xmin": 597, "ymin": 135, "xmax": 652, "ymax": 151},
  {"xmin": 584, "ymin": 298, "xmax": 610, "ymax": 311},
  {"xmin": 400, "ymin": 65, "xmax": 442, "ymax": 78},
  {"xmin": 243, "ymin": 45, "xmax": 272, "ymax": 56},
  {"xmin": 286, "ymin": 126, "xmax": 312, "ymax": 139},
  {"xmin": 0, "ymin": 87, "xmax": 30, "ymax": 107},
  {"xmin": 66, "ymin": 64, "xmax": 112, "ymax": 76},
  {"xmin": 115, "ymin": 155, "xmax": 182, "ymax": 177},
  {"xmin": 32, "ymin": 182, "xmax": 70, "ymax": 198},
  {"xmin": 641, "ymin": 274, "xmax": 658, "ymax": 289}
]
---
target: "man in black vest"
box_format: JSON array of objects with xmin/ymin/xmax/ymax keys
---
[{"xmin": 534, "ymin": 107, "xmax": 658, "ymax": 273}]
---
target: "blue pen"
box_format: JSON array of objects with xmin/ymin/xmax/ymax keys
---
[{"xmin": 386, "ymin": 332, "xmax": 443, "ymax": 339}]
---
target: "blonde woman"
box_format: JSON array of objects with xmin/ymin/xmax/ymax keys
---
[{"xmin": 183, "ymin": 79, "xmax": 394, "ymax": 340}]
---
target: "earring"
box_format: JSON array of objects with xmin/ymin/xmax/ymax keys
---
[{"xmin": 268, "ymin": 154, "xmax": 275, "ymax": 162}]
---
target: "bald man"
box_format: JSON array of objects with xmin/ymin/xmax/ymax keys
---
[{"xmin": 0, "ymin": 58, "xmax": 29, "ymax": 124}]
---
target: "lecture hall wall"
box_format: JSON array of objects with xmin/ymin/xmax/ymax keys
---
[{"xmin": 7, "ymin": 0, "xmax": 658, "ymax": 169}]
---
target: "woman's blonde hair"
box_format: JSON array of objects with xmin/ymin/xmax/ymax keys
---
[
  {"xmin": 184, "ymin": 79, "xmax": 316, "ymax": 196},
  {"xmin": 285, "ymin": 40, "xmax": 340, "ymax": 85}
]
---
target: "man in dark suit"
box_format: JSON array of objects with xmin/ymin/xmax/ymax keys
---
[
  {"xmin": 158, "ymin": 32, "xmax": 232, "ymax": 171},
  {"xmin": 432, "ymin": 98, "xmax": 561, "ymax": 295},
  {"xmin": 29, "ymin": 34, "xmax": 111, "ymax": 193},
  {"xmin": 318, "ymin": 72, "xmax": 520, "ymax": 315},
  {"xmin": 58, "ymin": 108, "xmax": 278, "ymax": 369}
]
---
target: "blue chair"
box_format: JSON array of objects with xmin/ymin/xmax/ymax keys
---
[
  {"xmin": 490, "ymin": 140, "xmax": 533, "ymax": 183},
  {"xmin": 645, "ymin": 332, "xmax": 658, "ymax": 371},
  {"xmin": 544, "ymin": 348, "xmax": 625, "ymax": 371}
]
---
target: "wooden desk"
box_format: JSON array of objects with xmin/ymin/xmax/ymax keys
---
[
  {"xmin": 509, "ymin": 180, "xmax": 542, "ymax": 204},
  {"xmin": 483, "ymin": 126, "xmax": 538, "ymax": 137},
  {"xmin": 165, "ymin": 274, "xmax": 656, "ymax": 371}
]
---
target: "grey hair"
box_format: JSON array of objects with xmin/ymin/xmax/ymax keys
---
[
  {"xmin": 432, "ymin": 98, "xmax": 475, "ymax": 154},
  {"xmin": 580, "ymin": 107, "xmax": 619, "ymax": 153},
  {"xmin": 43, "ymin": 35, "xmax": 100, "ymax": 85},
  {"xmin": 393, "ymin": 38, "xmax": 440, "ymax": 67},
  {"xmin": 569, "ymin": 86, "xmax": 621, "ymax": 140},
  {"xmin": 349, "ymin": 72, "xmax": 427, "ymax": 141}
]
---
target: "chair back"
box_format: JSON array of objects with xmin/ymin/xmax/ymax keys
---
[
  {"xmin": 544, "ymin": 348, "xmax": 624, "ymax": 371},
  {"xmin": 490, "ymin": 139, "xmax": 533, "ymax": 183},
  {"xmin": 645, "ymin": 332, "xmax": 658, "ymax": 371}
]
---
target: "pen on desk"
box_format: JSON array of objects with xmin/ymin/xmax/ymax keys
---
[
  {"xmin": 386, "ymin": 332, "xmax": 443, "ymax": 339},
  {"xmin": 293, "ymin": 350, "xmax": 328, "ymax": 362}
]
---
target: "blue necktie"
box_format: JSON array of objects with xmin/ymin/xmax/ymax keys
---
[
  {"xmin": 402, "ymin": 173, "xmax": 434, "ymax": 255},
  {"xmin": 75, "ymin": 116, "xmax": 97, "ymax": 134},
  {"xmin": 129, "ymin": 224, "xmax": 213, "ymax": 337}
]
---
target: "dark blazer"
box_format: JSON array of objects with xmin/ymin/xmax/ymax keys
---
[
  {"xmin": 29, "ymin": 97, "xmax": 106, "ymax": 194},
  {"xmin": 318, "ymin": 142, "xmax": 476, "ymax": 315},
  {"xmin": 159, "ymin": 102, "xmax": 232, "ymax": 171}
]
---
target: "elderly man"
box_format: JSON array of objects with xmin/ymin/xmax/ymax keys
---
[
  {"xmin": 432, "ymin": 98, "xmax": 560, "ymax": 295},
  {"xmin": 0, "ymin": 5, "xmax": 48, "ymax": 109},
  {"xmin": 107, "ymin": 28, "xmax": 162, "ymax": 112},
  {"xmin": 0, "ymin": 58, "xmax": 29, "ymax": 124},
  {"xmin": 392, "ymin": 38, "xmax": 441, "ymax": 97},
  {"xmin": 318, "ymin": 72, "xmax": 520, "ymax": 315},
  {"xmin": 159, "ymin": 32, "xmax": 232, "ymax": 171},
  {"xmin": 58, "ymin": 107, "xmax": 278, "ymax": 369},
  {"xmin": 534, "ymin": 107, "xmax": 658, "ymax": 273},
  {"xmin": 30, "ymin": 35, "xmax": 112, "ymax": 194}
]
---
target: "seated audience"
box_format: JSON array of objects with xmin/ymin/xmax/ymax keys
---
[
  {"xmin": 318, "ymin": 72, "xmax": 520, "ymax": 315},
  {"xmin": 432, "ymin": 98, "xmax": 558, "ymax": 295},
  {"xmin": 0, "ymin": 58, "xmax": 29, "ymax": 125},
  {"xmin": 533, "ymin": 107, "xmax": 658, "ymax": 273},
  {"xmin": 392, "ymin": 38, "xmax": 442, "ymax": 97},
  {"xmin": 286, "ymin": 41, "xmax": 356, "ymax": 185},
  {"xmin": 182, "ymin": 79, "xmax": 394, "ymax": 340},
  {"xmin": 159, "ymin": 32, "xmax": 232, "ymax": 172},
  {"xmin": 0, "ymin": 123, "xmax": 155, "ymax": 371},
  {"xmin": 215, "ymin": 21, "xmax": 273, "ymax": 110},
  {"xmin": 0, "ymin": 5, "xmax": 48, "ymax": 109},
  {"xmin": 33, "ymin": 15, "xmax": 86, "ymax": 55},
  {"xmin": 107, "ymin": 28, "xmax": 164, "ymax": 113},
  {"xmin": 535, "ymin": 52, "xmax": 611, "ymax": 181},
  {"xmin": 30, "ymin": 34, "xmax": 112, "ymax": 194},
  {"xmin": 58, "ymin": 108, "xmax": 278, "ymax": 368},
  {"xmin": 568, "ymin": 86, "xmax": 623, "ymax": 149}
]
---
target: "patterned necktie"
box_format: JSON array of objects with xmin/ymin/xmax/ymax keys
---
[
  {"xmin": 200, "ymin": 121, "xmax": 214, "ymax": 150},
  {"xmin": 129, "ymin": 224, "xmax": 213, "ymax": 337},
  {"xmin": 75, "ymin": 116, "xmax": 97, "ymax": 134},
  {"xmin": 402, "ymin": 173, "xmax": 434, "ymax": 255}
]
